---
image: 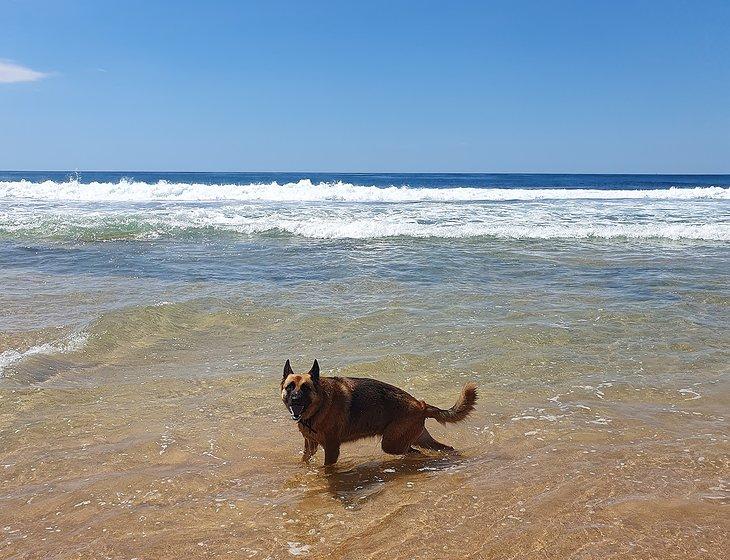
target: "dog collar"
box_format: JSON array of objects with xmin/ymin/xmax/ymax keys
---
[{"xmin": 298, "ymin": 418, "xmax": 317, "ymax": 434}]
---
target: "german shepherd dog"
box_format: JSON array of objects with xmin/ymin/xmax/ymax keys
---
[{"xmin": 280, "ymin": 359, "xmax": 477, "ymax": 465}]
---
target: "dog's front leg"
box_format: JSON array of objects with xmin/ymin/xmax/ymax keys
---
[
  {"xmin": 323, "ymin": 440, "xmax": 340, "ymax": 466},
  {"xmin": 302, "ymin": 438, "xmax": 318, "ymax": 462}
]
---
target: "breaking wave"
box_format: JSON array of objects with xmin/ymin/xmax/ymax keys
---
[
  {"xmin": 0, "ymin": 332, "xmax": 89, "ymax": 378},
  {"xmin": 1, "ymin": 178, "xmax": 728, "ymax": 202},
  {"xmin": 1, "ymin": 179, "xmax": 727, "ymax": 241},
  {"xmin": 1, "ymin": 210, "xmax": 727, "ymax": 240}
]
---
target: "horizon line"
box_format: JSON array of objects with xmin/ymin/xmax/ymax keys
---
[{"xmin": 2, "ymin": 169, "xmax": 730, "ymax": 176}]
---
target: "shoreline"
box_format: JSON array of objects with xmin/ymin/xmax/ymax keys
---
[{"xmin": 1, "ymin": 173, "xmax": 727, "ymax": 558}]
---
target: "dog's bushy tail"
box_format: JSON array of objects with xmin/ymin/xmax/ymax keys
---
[{"xmin": 425, "ymin": 383, "xmax": 477, "ymax": 424}]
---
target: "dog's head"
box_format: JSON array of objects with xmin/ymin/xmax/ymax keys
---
[{"xmin": 281, "ymin": 359, "xmax": 320, "ymax": 421}]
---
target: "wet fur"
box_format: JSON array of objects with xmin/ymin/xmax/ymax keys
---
[{"xmin": 280, "ymin": 360, "xmax": 477, "ymax": 465}]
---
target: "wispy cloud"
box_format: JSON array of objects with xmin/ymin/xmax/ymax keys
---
[{"xmin": 0, "ymin": 60, "xmax": 49, "ymax": 83}]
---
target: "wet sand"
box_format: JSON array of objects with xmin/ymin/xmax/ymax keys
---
[
  {"xmin": 1, "ymin": 354, "xmax": 727, "ymax": 559},
  {"xmin": 1, "ymin": 234, "xmax": 728, "ymax": 559}
]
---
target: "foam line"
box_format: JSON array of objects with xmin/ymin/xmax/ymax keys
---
[
  {"xmin": 0, "ymin": 332, "xmax": 88, "ymax": 377},
  {"xmin": 1, "ymin": 179, "xmax": 727, "ymax": 202}
]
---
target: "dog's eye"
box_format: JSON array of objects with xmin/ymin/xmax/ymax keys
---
[{"xmin": 286, "ymin": 383, "xmax": 295, "ymax": 392}]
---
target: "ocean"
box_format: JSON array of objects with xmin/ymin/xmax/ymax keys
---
[
  {"xmin": 0, "ymin": 172, "xmax": 728, "ymax": 558},
  {"xmin": 1, "ymin": 171, "xmax": 727, "ymax": 242}
]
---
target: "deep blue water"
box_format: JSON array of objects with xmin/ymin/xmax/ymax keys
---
[{"xmin": 2, "ymin": 170, "xmax": 729, "ymax": 190}]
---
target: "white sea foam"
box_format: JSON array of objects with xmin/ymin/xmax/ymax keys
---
[
  {"xmin": 228, "ymin": 220, "xmax": 728, "ymax": 240},
  {"xmin": 0, "ymin": 179, "xmax": 728, "ymax": 202},
  {"xmin": 0, "ymin": 332, "xmax": 88, "ymax": 377},
  {"xmin": 1, "ymin": 202, "xmax": 728, "ymax": 240},
  {"xmin": 287, "ymin": 542, "xmax": 311, "ymax": 556},
  {"xmin": 1, "ymin": 179, "xmax": 727, "ymax": 241}
]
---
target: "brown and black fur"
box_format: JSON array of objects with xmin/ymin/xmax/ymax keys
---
[{"xmin": 280, "ymin": 359, "xmax": 477, "ymax": 465}]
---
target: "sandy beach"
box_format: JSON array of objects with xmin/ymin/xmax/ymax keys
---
[
  {"xmin": 1, "ymin": 174, "xmax": 728, "ymax": 558},
  {"xmin": 1, "ymin": 339, "xmax": 727, "ymax": 559}
]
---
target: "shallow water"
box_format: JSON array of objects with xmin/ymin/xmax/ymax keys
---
[{"xmin": 1, "ymin": 173, "xmax": 728, "ymax": 558}]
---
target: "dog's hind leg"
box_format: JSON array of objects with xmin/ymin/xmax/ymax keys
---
[
  {"xmin": 414, "ymin": 428, "xmax": 454, "ymax": 452},
  {"xmin": 381, "ymin": 419, "xmax": 425, "ymax": 455}
]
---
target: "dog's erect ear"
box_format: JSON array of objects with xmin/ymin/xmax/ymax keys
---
[
  {"xmin": 309, "ymin": 359, "xmax": 320, "ymax": 382},
  {"xmin": 283, "ymin": 359, "xmax": 294, "ymax": 379}
]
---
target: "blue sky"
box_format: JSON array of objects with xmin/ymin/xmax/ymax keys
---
[{"xmin": 1, "ymin": 0, "xmax": 728, "ymax": 172}]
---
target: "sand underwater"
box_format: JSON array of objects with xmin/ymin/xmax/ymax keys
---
[{"xmin": 1, "ymin": 173, "xmax": 728, "ymax": 559}]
